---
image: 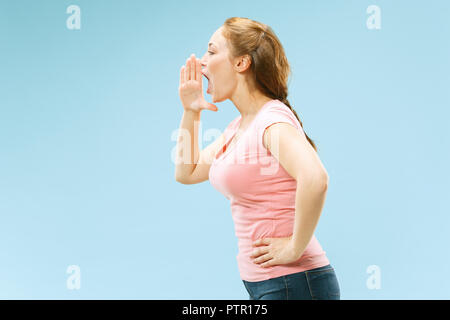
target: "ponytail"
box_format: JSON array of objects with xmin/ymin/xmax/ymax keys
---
[{"xmin": 277, "ymin": 96, "xmax": 318, "ymax": 152}]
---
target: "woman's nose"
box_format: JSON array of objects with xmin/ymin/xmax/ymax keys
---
[
  {"xmin": 200, "ymin": 54, "xmax": 207, "ymax": 66},
  {"xmin": 200, "ymin": 62, "xmax": 207, "ymax": 73}
]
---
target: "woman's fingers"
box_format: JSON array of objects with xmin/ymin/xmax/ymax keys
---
[
  {"xmin": 196, "ymin": 58, "xmax": 201, "ymax": 83},
  {"xmin": 190, "ymin": 54, "xmax": 195, "ymax": 81},
  {"xmin": 260, "ymin": 259, "xmax": 275, "ymax": 268},
  {"xmin": 207, "ymin": 103, "xmax": 218, "ymax": 112},
  {"xmin": 251, "ymin": 245, "xmax": 270, "ymax": 258},
  {"xmin": 182, "ymin": 54, "xmax": 201, "ymax": 83},
  {"xmin": 186, "ymin": 58, "xmax": 191, "ymax": 82},
  {"xmin": 180, "ymin": 65, "xmax": 185, "ymax": 86},
  {"xmin": 185, "ymin": 54, "xmax": 197, "ymax": 81},
  {"xmin": 254, "ymin": 253, "xmax": 272, "ymax": 264},
  {"xmin": 253, "ymin": 238, "xmax": 271, "ymax": 247}
]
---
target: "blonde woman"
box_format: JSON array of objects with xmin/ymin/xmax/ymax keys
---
[{"xmin": 175, "ymin": 17, "xmax": 340, "ymax": 300}]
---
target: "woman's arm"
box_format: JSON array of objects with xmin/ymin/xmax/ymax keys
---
[
  {"xmin": 175, "ymin": 54, "xmax": 219, "ymax": 183},
  {"xmin": 263, "ymin": 122, "xmax": 329, "ymax": 257},
  {"xmin": 290, "ymin": 176, "xmax": 328, "ymax": 256},
  {"xmin": 174, "ymin": 109, "xmax": 201, "ymax": 182}
]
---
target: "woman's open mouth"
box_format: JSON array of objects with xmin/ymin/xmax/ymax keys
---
[{"xmin": 202, "ymin": 72, "xmax": 213, "ymax": 94}]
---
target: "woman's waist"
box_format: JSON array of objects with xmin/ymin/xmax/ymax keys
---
[
  {"xmin": 232, "ymin": 217, "xmax": 295, "ymax": 241},
  {"xmin": 237, "ymin": 234, "xmax": 325, "ymax": 258}
]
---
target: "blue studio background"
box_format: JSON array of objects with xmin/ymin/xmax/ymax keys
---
[{"xmin": 0, "ymin": 0, "xmax": 449, "ymax": 299}]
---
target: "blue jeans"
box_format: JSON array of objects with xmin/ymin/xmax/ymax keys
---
[{"xmin": 242, "ymin": 264, "xmax": 340, "ymax": 300}]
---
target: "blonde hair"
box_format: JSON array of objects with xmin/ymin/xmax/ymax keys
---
[{"xmin": 222, "ymin": 17, "xmax": 318, "ymax": 152}]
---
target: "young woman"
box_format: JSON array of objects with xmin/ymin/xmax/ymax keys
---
[{"xmin": 175, "ymin": 17, "xmax": 340, "ymax": 300}]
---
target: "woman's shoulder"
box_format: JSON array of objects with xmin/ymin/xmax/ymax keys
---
[
  {"xmin": 258, "ymin": 101, "xmax": 301, "ymax": 130},
  {"xmin": 263, "ymin": 100, "xmax": 293, "ymax": 115}
]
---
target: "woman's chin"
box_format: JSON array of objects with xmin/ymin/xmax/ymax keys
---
[{"xmin": 209, "ymin": 89, "xmax": 223, "ymax": 103}]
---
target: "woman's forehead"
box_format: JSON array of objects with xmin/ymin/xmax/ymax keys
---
[{"xmin": 209, "ymin": 27, "xmax": 225, "ymax": 47}]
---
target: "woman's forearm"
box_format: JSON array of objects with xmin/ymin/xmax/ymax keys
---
[
  {"xmin": 290, "ymin": 177, "xmax": 329, "ymax": 257},
  {"xmin": 174, "ymin": 109, "xmax": 201, "ymax": 181}
]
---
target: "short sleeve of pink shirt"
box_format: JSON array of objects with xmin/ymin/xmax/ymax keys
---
[{"xmin": 209, "ymin": 99, "xmax": 329, "ymax": 282}]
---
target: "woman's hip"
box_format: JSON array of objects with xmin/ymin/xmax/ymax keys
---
[{"xmin": 242, "ymin": 264, "xmax": 340, "ymax": 300}]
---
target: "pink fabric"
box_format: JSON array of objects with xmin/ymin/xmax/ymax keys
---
[{"xmin": 209, "ymin": 99, "xmax": 330, "ymax": 282}]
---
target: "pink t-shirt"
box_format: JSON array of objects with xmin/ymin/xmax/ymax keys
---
[{"xmin": 209, "ymin": 99, "xmax": 330, "ymax": 282}]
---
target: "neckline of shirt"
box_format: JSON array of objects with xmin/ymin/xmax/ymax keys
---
[{"xmin": 213, "ymin": 99, "xmax": 279, "ymax": 163}]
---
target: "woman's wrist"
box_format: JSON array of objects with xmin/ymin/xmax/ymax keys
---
[{"xmin": 288, "ymin": 236, "xmax": 304, "ymax": 260}]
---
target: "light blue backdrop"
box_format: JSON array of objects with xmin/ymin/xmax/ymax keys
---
[{"xmin": 0, "ymin": 0, "xmax": 449, "ymax": 299}]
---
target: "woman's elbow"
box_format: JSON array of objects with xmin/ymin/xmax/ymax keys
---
[
  {"xmin": 322, "ymin": 173, "xmax": 329, "ymax": 191},
  {"xmin": 298, "ymin": 171, "xmax": 329, "ymax": 192}
]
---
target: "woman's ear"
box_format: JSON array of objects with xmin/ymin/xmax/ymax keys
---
[{"xmin": 234, "ymin": 54, "xmax": 252, "ymax": 73}]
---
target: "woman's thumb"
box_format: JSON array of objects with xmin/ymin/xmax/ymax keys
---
[{"xmin": 206, "ymin": 103, "xmax": 218, "ymax": 112}]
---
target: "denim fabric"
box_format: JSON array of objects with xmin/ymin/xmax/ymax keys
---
[{"xmin": 242, "ymin": 264, "xmax": 340, "ymax": 300}]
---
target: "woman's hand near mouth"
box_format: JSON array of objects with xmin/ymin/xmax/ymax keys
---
[{"xmin": 179, "ymin": 54, "xmax": 218, "ymax": 113}]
